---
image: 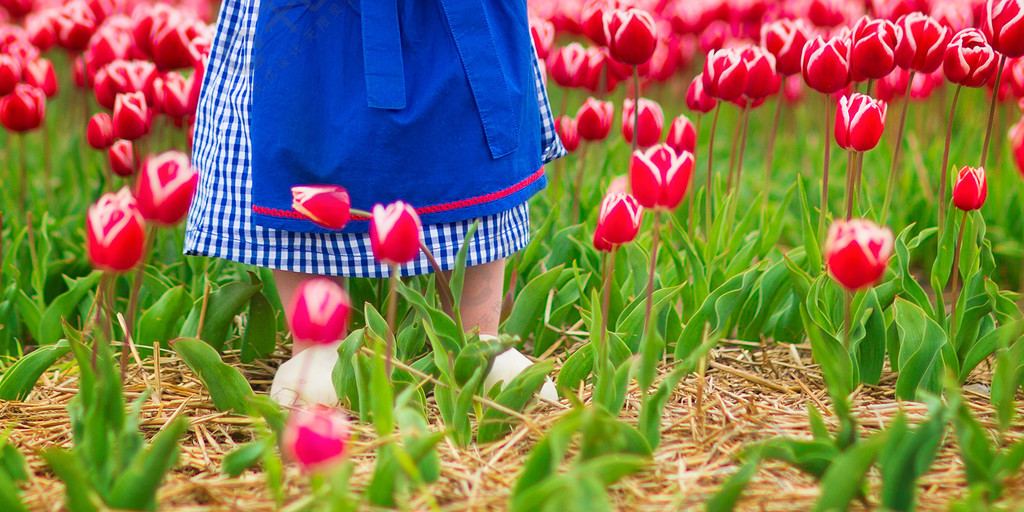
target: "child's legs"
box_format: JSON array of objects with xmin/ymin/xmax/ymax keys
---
[
  {"xmin": 273, "ymin": 269, "xmax": 346, "ymax": 355},
  {"xmin": 457, "ymin": 258, "xmax": 506, "ymax": 337}
]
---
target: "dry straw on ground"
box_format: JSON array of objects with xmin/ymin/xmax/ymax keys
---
[{"xmin": 2, "ymin": 340, "xmax": 1022, "ymax": 511}]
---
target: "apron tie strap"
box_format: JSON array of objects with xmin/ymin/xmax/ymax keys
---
[{"xmin": 361, "ymin": 0, "xmax": 406, "ymax": 110}]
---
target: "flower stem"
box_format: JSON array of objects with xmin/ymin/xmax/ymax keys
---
[
  {"xmin": 688, "ymin": 114, "xmax": 701, "ymax": 241},
  {"xmin": 729, "ymin": 107, "xmax": 750, "ymax": 193},
  {"xmin": 571, "ymin": 143, "xmax": 588, "ymax": 225},
  {"xmin": 386, "ymin": 265, "xmax": 399, "ymax": 375},
  {"xmin": 881, "ymin": 72, "xmax": 915, "ymax": 227},
  {"xmin": 705, "ymin": 103, "xmax": 722, "ymax": 238},
  {"xmin": 419, "ymin": 241, "xmax": 454, "ymax": 317},
  {"xmin": 18, "ymin": 134, "xmax": 27, "ymax": 212},
  {"xmin": 818, "ymin": 93, "xmax": 832, "ymax": 242},
  {"xmin": 641, "ymin": 212, "xmax": 661, "ymax": 345},
  {"xmin": 939, "ymin": 85, "xmax": 962, "ymax": 227},
  {"xmin": 632, "ymin": 66, "xmax": 640, "ymax": 155},
  {"xmin": 599, "ymin": 249, "xmax": 616, "ymax": 378},
  {"xmin": 762, "ymin": 85, "xmax": 785, "ymax": 216},
  {"xmin": 980, "ymin": 56, "xmax": 1007, "ymax": 169},
  {"xmin": 843, "ymin": 289, "xmax": 852, "ymax": 350},
  {"xmin": 950, "ymin": 209, "xmax": 968, "ymax": 340},
  {"xmin": 123, "ymin": 225, "xmax": 156, "ymax": 377},
  {"xmin": 845, "ymin": 150, "xmax": 856, "ymax": 219}
]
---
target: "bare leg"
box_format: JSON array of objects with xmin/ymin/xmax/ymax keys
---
[
  {"xmin": 273, "ymin": 269, "xmax": 345, "ymax": 355},
  {"xmin": 457, "ymin": 258, "xmax": 506, "ymax": 337}
]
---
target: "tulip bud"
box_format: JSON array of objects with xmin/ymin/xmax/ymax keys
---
[
  {"xmin": 807, "ymin": 0, "xmax": 846, "ymax": 27},
  {"xmin": 370, "ymin": 200, "xmax": 422, "ymax": 266},
  {"xmin": 1012, "ymin": 117, "xmax": 1024, "ymax": 178},
  {"xmin": 943, "ymin": 29, "xmax": 998, "ymax": 88},
  {"xmin": 741, "ymin": 45, "xmax": 781, "ymax": 100},
  {"xmin": 849, "ymin": 16, "xmax": 902, "ymax": 81},
  {"xmin": 686, "ymin": 73, "xmax": 717, "ymax": 113},
  {"xmin": 113, "ymin": 91, "xmax": 149, "ymax": 140},
  {"xmin": 283, "ymin": 407, "xmax": 351, "ymax": 472},
  {"xmin": 895, "ymin": 13, "xmax": 952, "ymax": 73},
  {"xmin": 26, "ymin": 11, "xmax": 59, "ymax": 51},
  {"xmin": 581, "ymin": 47, "xmax": 621, "ymax": 94},
  {"xmin": 665, "ymin": 115, "xmax": 696, "ymax": 154},
  {"xmin": 108, "ymin": 139, "xmax": 137, "ymax": 177},
  {"xmin": 0, "ymin": 54, "xmax": 22, "ymax": 97},
  {"xmin": 291, "ymin": 185, "xmax": 351, "ymax": 230},
  {"xmin": 622, "ymin": 97, "xmax": 664, "ymax": 147},
  {"xmin": 86, "ymin": 187, "xmax": 147, "ymax": 273},
  {"xmin": 629, "ymin": 144, "xmax": 694, "ymax": 211},
  {"xmin": 835, "ymin": 93, "xmax": 888, "ymax": 151},
  {"xmin": 801, "ymin": 35, "xmax": 851, "ymax": 94},
  {"xmin": 580, "ymin": 0, "xmax": 615, "ymax": 47},
  {"xmin": 87, "ymin": 112, "xmax": 115, "ymax": 149},
  {"xmin": 576, "ymin": 97, "xmax": 614, "ymax": 141},
  {"xmin": 24, "ymin": 59, "xmax": 58, "ymax": 98},
  {"xmin": 155, "ymin": 71, "xmax": 194, "ymax": 119},
  {"xmin": 761, "ymin": 18, "xmax": 811, "ymax": 76},
  {"xmin": 135, "ymin": 151, "xmax": 198, "ymax": 225},
  {"xmin": 531, "ymin": 17, "xmax": 555, "ymax": 60},
  {"xmin": 595, "ymin": 192, "xmax": 643, "ymax": 247},
  {"xmin": 288, "ymin": 278, "xmax": 351, "ymax": 345},
  {"xmin": 547, "ymin": 42, "xmax": 587, "ymax": 89},
  {"xmin": 825, "ymin": 219, "xmax": 894, "ymax": 290},
  {"xmin": 603, "ymin": 8, "xmax": 658, "ymax": 66},
  {"xmin": 151, "ymin": 13, "xmax": 199, "ymax": 70},
  {"xmin": 555, "ymin": 115, "xmax": 581, "ymax": 152},
  {"xmin": 952, "ymin": 166, "xmax": 987, "ymax": 211},
  {"xmin": 703, "ymin": 48, "xmax": 748, "ymax": 101},
  {"xmin": 0, "ymin": 84, "xmax": 45, "ymax": 132},
  {"xmin": 983, "ymin": 0, "xmax": 1024, "ymax": 58},
  {"xmin": 55, "ymin": 1, "xmax": 97, "ymax": 53}
]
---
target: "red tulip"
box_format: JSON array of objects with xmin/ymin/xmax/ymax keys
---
[
  {"xmin": 801, "ymin": 35, "xmax": 851, "ymax": 94},
  {"xmin": 595, "ymin": 192, "xmax": 643, "ymax": 248},
  {"xmin": 531, "ymin": 17, "xmax": 555, "ymax": 60},
  {"xmin": 89, "ymin": 25, "xmax": 133, "ymax": 69},
  {"xmin": 952, "ymin": 166, "xmax": 988, "ymax": 211},
  {"xmin": 629, "ymin": 144, "xmax": 694, "ymax": 210},
  {"xmin": 55, "ymin": 1, "xmax": 97, "ymax": 53},
  {"xmin": 983, "ymin": 0, "xmax": 1024, "ymax": 58},
  {"xmin": 23, "ymin": 59, "xmax": 58, "ymax": 98},
  {"xmin": 370, "ymin": 200, "xmax": 422, "ymax": 266},
  {"xmin": 87, "ymin": 112, "xmax": 115, "ymax": 149},
  {"xmin": 849, "ymin": 16, "xmax": 902, "ymax": 81},
  {"xmin": 703, "ymin": 48, "xmax": 748, "ymax": 101},
  {"xmin": 686, "ymin": 73, "xmax": 718, "ymax": 113},
  {"xmin": 555, "ymin": 115, "xmax": 581, "ymax": 152},
  {"xmin": 807, "ymin": 0, "xmax": 847, "ymax": 27},
  {"xmin": 0, "ymin": 84, "xmax": 45, "ymax": 132},
  {"xmin": 288, "ymin": 278, "xmax": 352, "ymax": 346},
  {"xmin": 896, "ymin": 13, "xmax": 952, "ymax": 73},
  {"xmin": 943, "ymin": 29, "xmax": 998, "ymax": 88},
  {"xmin": 86, "ymin": 187, "xmax": 147, "ymax": 273},
  {"xmin": 580, "ymin": 0, "xmax": 621, "ymax": 47},
  {"xmin": 665, "ymin": 115, "xmax": 696, "ymax": 154},
  {"xmin": 0, "ymin": 0, "xmax": 33, "ymax": 19},
  {"xmin": 581, "ymin": 47, "xmax": 622, "ymax": 93},
  {"xmin": 932, "ymin": 1, "xmax": 974, "ymax": 31},
  {"xmin": 94, "ymin": 60, "xmax": 158, "ymax": 110},
  {"xmin": 741, "ymin": 45, "xmax": 781, "ymax": 100},
  {"xmin": 576, "ymin": 97, "xmax": 614, "ymax": 141},
  {"xmin": 151, "ymin": 15, "xmax": 198, "ymax": 71},
  {"xmin": 108, "ymin": 139, "xmax": 137, "ymax": 177},
  {"xmin": 835, "ymin": 93, "xmax": 888, "ymax": 151},
  {"xmin": 761, "ymin": 18, "xmax": 812, "ymax": 76},
  {"xmin": 26, "ymin": 11, "xmax": 59, "ymax": 51},
  {"xmin": 135, "ymin": 151, "xmax": 198, "ymax": 225},
  {"xmin": 603, "ymin": 8, "xmax": 657, "ymax": 66},
  {"xmin": 547, "ymin": 42, "xmax": 587, "ymax": 89},
  {"xmin": 291, "ymin": 185, "xmax": 351, "ymax": 230},
  {"xmin": 622, "ymin": 97, "xmax": 664, "ymax": 147},
  {"xmin": 155, "ymin": 71, "xmax": 193, "ymax": 119},
  {"xmin": 1011, "ymin": 117, "xmax": 1024, "ymax": 177},
  {"xmin": 113, "ymin": 91, "xmax": 149, "ymax": 140},
  {"xmin": 283, "ymin": 407, "xmax": 351, "ymax": 472},
  {"xmin": 0, "ymin": 54, "xmax": 22, "ymax": 97},
  {"xmin": 826, "ymin": 218, "xmax": 894, "ymax": 290}
]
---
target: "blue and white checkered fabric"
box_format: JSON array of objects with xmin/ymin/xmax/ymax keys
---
[{"xmin": 183, "ymin": 0, "xmax": 564, "ymax": 278}]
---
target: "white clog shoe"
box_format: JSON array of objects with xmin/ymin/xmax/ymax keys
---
[
  {"xmin": 270, "ymin": 343, "xmax": 340, "ymax": 407},
  {"xmin": 480, "ymin": 335, "xmax": 559, "ymax": 402}
]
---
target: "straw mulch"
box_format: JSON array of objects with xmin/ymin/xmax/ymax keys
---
[{"xmin": 2, "ymin": 339, "xmax": 1022, "ymax": 512}]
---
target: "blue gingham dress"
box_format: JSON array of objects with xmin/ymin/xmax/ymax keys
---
[{"xmin": 183, "ymin": 0, "xmax": 565, "ymax": 278}]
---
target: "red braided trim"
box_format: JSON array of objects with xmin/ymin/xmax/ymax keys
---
[{"xmin": 251, "ymin": 167, "xmax": 544, "ymax": 221}]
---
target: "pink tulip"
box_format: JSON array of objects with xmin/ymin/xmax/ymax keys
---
[
  {"xmin": 665, "ymin": 115, "xmax": 696, "ymax": 154},
  {"xmin": 135, "ymin": 151, "xmax": 199, "ymax": 225},
  {"xmin": 849, "ymin": 16, "xmax": 902, "ymax": 81},
  {"xmin": 686, "ymin": 73, "xmax": 718, "ymax": 113},
  {"xmin": 291, "ymin": 185, "xmax": 352, "ymax": 230},
  {"xmin": 629, "ymin": 144, "xmax": 694, "ymax": 211},
  {"xmin": 55, "ymin": 1, "xmax": 97, "ymax": 53},
  {"xmin": 108, "ymin": 139, "xmax": 137, "ymax": 177},
  {"xmin": 370, "ymin": 200, "xmax": 422, "ymax": 266},
  {"xmin": 983, "ymin": 0, "xmax": 1024, "ymax": 58},
  {"xmin": 288, "ymin": 278, "xmax": 351, "ymax": 346},
  {"xmin": 952, "ymin": 166, "xmax": 987, "ymax": 211},
  {"xmin": 113, "ymin": 91, "xmax": 149, "ymax": 140},
  {"xmin": 547, "ymin": 42, "xmax": 587, "ymax": 89},
  {"xmin": 826, "ymin": 218, "xmax": 894, "ymax": 290},
  {"xmin": 555, "ymin": 115, "xmax": 581, "ymax": 152},
  {"xmin": 895, "ymin": 12, "xmax": 952, "ymax": 73},
  {"xmin": 703, "ymin": 48, "xmax": 748, "ymax": 101},
  {"xmin": 86, "ymin": 187, "xmax": 147, "ymax": 273},
  {"xmin": 761, "ymin": 18, "xmax": 812, "ymax": 76},
  {"xmin": 0, "ymin": 54, "xmax": 22, "ymax": 97},
  {"xmin": 576, "ymin": 97, "xmax": 614, "ymax": 141},
  {"xmin": 835, "ymin": 93, "xmax": 888, "ymax": 151},
  {"xmin": 943, "ymin": 28, "xmax": 998, "ymax": 88},
  {"xmin": 0, "ymin": 84, "xmax": 45, "ymax": 132},
  {"xmin": 283, "ymin": 406, "xmax": 351, "ymax": 472},
  {"xmin": 594, "ymin": 192, "xmax": 643, "ymax": 248},
  {"xmin": 741, "ymin": 45, "xmax": 781, "ymax": 100},
  {"xmin": 87, "ymin": 112, "xmax": 115, "ymax": 149},
  {"xmin": 622, "ymin": 97, "xmax": 664, "ymax": 148},
  {"xmin": 603, "ymin": 8, "xmax": 658, "ymax": 66},
  {"xmin": 23, "ymin": 59, "xmax": 58, "ymax": 98},
  {"xmin": 530, "ymin": 17, "xmax": 555, "ymax": 60},
  {"xmin": 801, "ymin": 34, "xmax": 851, "ymax": 94}
]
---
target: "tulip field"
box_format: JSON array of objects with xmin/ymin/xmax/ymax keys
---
[{"xmin": 5, "ymin": 0, "xmax": 1024, "ymax": 510}]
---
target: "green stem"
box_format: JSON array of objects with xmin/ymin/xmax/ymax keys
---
[
  {"xmin": 950, "ymin": 210, "xmax": 968, "ymax": 340},
  {"xmin": 730, "ymin": 107, "xmax": 750, "ymax": 193},
  {"xmin": 762, "ymin": 85, "xmax": 785, "ymax": 216},
  {"xmin": 419, "ymin": 241, "xmax": 455, "ymax": 317},
  {"xmin": 979, "ymin": 56, "xmax": 1006, "ymax": 169},
  {"xmin": 123, "ymin": 225, "xmax": 156, "ymax": 377},
  {"xmin": 818, "ymin": 93, "xmax": 832, "ymax": 242},
  {"xmin": 599, "ymin": 249, "xmax": 616, "ymax": 378},
  {"xmin": 632, "ymin": 66, "xmax": 640, "ymax": 155},
  {"xmin": 571, "ymin": 143, "xmax": 588, "ymax": 225},
  {"xmin": 881, "ymin": 72, "xmax": 915, "ymax": 226},
  {"xmin": 705, "ymin": 103, "xmax": 722, "ymax": 238},
  {"xmin": 939, "ymin": 85, "xmax": 962, "ymax": 228},
  {"xmin": 845, "ymin": 150, "xmax": 855, "ymax": 219},
  {"xmin": 843, "ymin": 290, "xmax": 852, "ymax": 350},
  {"xmin": 19, "ymin": 134, "xmax": 27, "ymax": 213},
  {"xmin": 386, "ymin": 265, "xmax": 399, "ymax": 376}
]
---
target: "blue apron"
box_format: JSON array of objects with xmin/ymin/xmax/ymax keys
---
[{"xmin": 250, "ymin": 0, "xmax": 544, "ymax": 234}]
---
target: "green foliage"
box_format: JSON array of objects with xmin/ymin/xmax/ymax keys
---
[{"xmin": 172, "ymin": 337, "xmax": 255, "ymax": 414}]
